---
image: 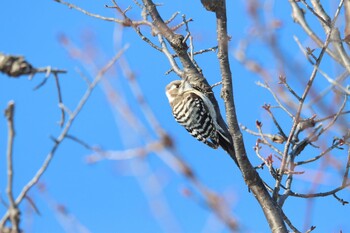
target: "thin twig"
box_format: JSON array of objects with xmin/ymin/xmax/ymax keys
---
[
  {"xmin": 33, "ymin": 66, "xmax": 67, "ymax": 75},
  {"xmin": 315, "ymin": 110, "xmax": 350, "ymax": 123},
  {"xmin": 170, "ymin": 18, "xmax": 193, "ymax": 32},
  {"xmin": 53, "ymin": 73, "xmax": 65, "ymax": 127},
  {"xmin": 295, "ymin": 140, "xmax": 342, "ymax": 166},
  {"xmin": 158, "ymin": 34, "xmax": 184, "ymax": 77},
  {"xmin": 317, "ymin": 94, "xmax": 348, "ymax": 136},
  {"xmin": 172, "ymin": 46, "xmax": 218, "ymax": 58},
  {"xmin": 193, "ymin": 46, "xmax": 218, "ymax": 55},
  {"xmin": 279, "ymin": 75, "xmax": 302, "ymax": 101},
  {"xmin": 182, "ymin": 14, "xmax": 194, "ymax": 60},
  {"xmin": 333, "ymin": 193, "xmax": 349, "ymax": 205},
  {"xmin": 33, "ymin": 67, "xmax": 67, "ymax": 89},
  {"xmin": 256, "ymin": 81, "xmax": 293, "ymax": 118},
  {"xmin": 165, "ymin": 11, "xmax": 179, "ymax": 24},
  {"xmin": 288, "ymin": 182, "xmax": 350, "ymax": 199},
  {"xmin": 211, "ymin": 81, "xmax": 222, "ymax": 89},
  {"xmin": 299, "ymin": 0, "xmax": 331, "ymax": 27},
  {"xmin": 65, "ymin": 134, "xmax": 100, "ymax": 151},
  {"xmin": 135, "ymin": 27, "xmax": 162, "ymax": 51},
  {"xmin": 4, "ymin": 101, "xmax": 20, "ymax": 231},
  {"xmin": 0, "ymin": 195, "xmax": 8, "ymax": 209},
  {"xmin": 254, "ymin": 140, "xmax": 279, "ymax": 179},
  {"xmin": 25, "ymin": 196, "xmax": 41, "ymax": 216},
  {"xmin": 55, "ymin": 0, "xmax": 125, "ymax": 24},
  {"xmin": 263, "ymin": 104, "xmax": 288, "ymax": 140},
  {"xmin": 109, "ymin": 0, "xmax": 162, "ymax": 52}
]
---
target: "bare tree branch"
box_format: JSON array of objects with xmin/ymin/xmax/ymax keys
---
[
  {"xmin": 0, "ymin": 46, "xmax": 128, "ymax": 228},
  {"xmin": 289, "ymin": 0, "xmax": 350, "ymax": 73},
  {"xmin": 273, "ymin": 2, "xmax": 343, "ymax": 201},
  {"xmin": 4, "ymin": 101, "xmax": 20, "ymax": 233},
  {"xmin": 209, "ymin": 0, "xmax": 288, "ymax": 232}
]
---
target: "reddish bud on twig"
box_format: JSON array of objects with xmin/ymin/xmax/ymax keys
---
[
  {"xmin": 266, "ymin": 154, "xmax": 273, "ymax": 166},
  {"xmin": 262, "ymin": 104, "xmax": 271, "ymax": 112},
  {"xmin": 306, "ymin": 47, "xmax": 315, "ymax": 55},
  {"xmin": 278, "ymin": 75, "xmax": 286, "ymax": 84},
  {"xmin": 254, "ymin": 139, "xmax": 262, "ymax": 151},
  {"xmin": 256, "ymin": 120, "xmax": 262, "ymax": 128}
]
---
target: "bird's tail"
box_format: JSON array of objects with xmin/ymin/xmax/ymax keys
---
[{"xmin": 218, "ymin": 132, "xmax": 239, "ymax": 168}]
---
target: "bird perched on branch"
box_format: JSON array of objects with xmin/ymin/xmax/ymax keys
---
[{"xmin": 165, "ymin": 79, "xmax": 237, "ymax": 165}]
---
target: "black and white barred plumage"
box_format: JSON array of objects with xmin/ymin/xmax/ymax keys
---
[{"xmin": 165, "ymin": 80, "xmax": 231, "ymax": 150}]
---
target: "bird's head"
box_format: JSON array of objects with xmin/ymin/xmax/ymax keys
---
[{"xmin": 165, "ymin": 80, "xmax": 193, "ymax": 103}]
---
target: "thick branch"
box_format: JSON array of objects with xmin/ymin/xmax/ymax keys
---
[{"xmin": 213, "ymin": 0, "xmax": 287, "ymax": 232}]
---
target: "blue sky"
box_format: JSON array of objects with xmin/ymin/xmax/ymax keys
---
[{"xmin": 1, "ymin": 0, "xmax": 349, "ymax": 232}]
